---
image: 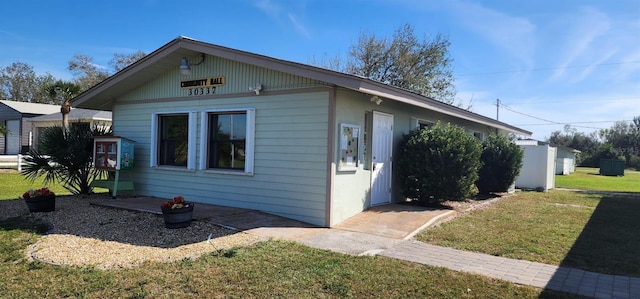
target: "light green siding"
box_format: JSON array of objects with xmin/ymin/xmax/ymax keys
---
[
  {"xmin": 330, "ymin": 89, "xmax": 505, "ymax": 225},
  {"xmin": 112, "ymin": 63, "xmax": 330, "ymax": 225},
  {"xmin": 120, "ymin": 55, "xmax": 324, "ymax": 102}
]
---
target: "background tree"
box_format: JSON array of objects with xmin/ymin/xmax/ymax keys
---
[
  {"xmin": 0, "ymin": 62, "xmax": 55, "ymax": 103},
  {"xmin": 0, "ymin": 123, "xmax": 7, "ymax": 136},
  {"xmin": 68, "ymin": 54, "xmax": 110, "ymax": 91},
  {"xmin": 43, "ymin": 80, "xmax": 82, "ymax": 105},
  {"xmin": 69, "ymin": 52, "xmax": 146, "ymax": 92},
  {"xmin": 345, "ymin": 24, "xmax": 456, "ymax": 104},
  {"xmin": 110, "ymin": 51, "xmax": 146, "ymax": 72}
]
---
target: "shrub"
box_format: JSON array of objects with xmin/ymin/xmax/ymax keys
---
[
  {"xmin": 476, "ymin": 134, "xmax": 524, "ymax": 194},
  {"xmin": 397, "ymin": 123, "xmax": 482, "ymax": 205},
  {"xmin": 22, "ymin": 122, "xmax": 112, "ymax": 195}
]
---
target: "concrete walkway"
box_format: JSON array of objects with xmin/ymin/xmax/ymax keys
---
[
  {"xmin": 92, "ymin": 196, "xmax": 639, "ymax": 298},
  {"xmin": 381, "ymin": 240, "xmax": 640, "ymax": 299}
]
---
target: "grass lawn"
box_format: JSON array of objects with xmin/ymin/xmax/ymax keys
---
[
  {"xmin": 0, "ymin": 170, "xmax": 108, "ymax": 200},
  {"xmin": 417, "ymin": 190, "xmax": 640, "ymax": 277},
  {"xmin": 0, "ymin": 172, "xmax": 579, "ymax": 298},
  {"xmin": 555, "ymin": 167, "xmax": 640, "ymax": 192}
]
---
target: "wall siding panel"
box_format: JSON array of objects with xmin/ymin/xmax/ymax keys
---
[{"xmin": 112, "ymin": 86, "xmax": 330, "ymax": 226}]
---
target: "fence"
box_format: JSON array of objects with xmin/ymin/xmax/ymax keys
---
[{"xmin": 0, "ymin": 154, "xmax": 26, "ymax": 171}]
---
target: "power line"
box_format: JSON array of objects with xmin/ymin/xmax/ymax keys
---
[
  {"xmin": 457, "ymin": 61, "xmax": 640, "ymax": 77},
  {"xmin": 498, "ymin": 103, "xmax": 613, "ymax": 130},
  {"xmin": 503, "ymin": 97, "xmax": 640, "ymax": 106}
]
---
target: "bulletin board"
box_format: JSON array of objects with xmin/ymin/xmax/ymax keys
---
[{"xmin": 338, "ymin": 123, "xmax": 360, "ymax": 171}]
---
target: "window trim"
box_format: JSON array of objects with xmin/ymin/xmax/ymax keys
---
[
  {"xmin": 150, "ymin": 111, "xmax": 198, "ymax": 170},
  {"xmin": 199, "ymin": 108, "xmax": 255, "ymax": 175}
]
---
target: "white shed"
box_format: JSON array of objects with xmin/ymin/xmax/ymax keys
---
[{"xmin": 515, "ymin": 139, "xmax": 556, "ymax": 191}]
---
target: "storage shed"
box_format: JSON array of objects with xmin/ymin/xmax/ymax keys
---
[
  {"xmin": 73, "ymin": 37, "xmax": 531, "ymax": 226},
  {"xmin": 553, "ymin": 145, "xmax": 580, "ymax": 175},
  {"xmin": 515, "ymin": 139, "xmax": 556, "ymax": 191}
]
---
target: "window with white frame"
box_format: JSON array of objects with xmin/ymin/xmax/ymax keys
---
[
  {"xmin": 200, "ymin": 108, "xmax": 255, "ymax": 174},
  {"xmin": 151, "ymin": 111, "xmax": 197, "ymax": 169}
]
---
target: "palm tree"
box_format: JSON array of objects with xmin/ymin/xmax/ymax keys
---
[
  {"xmin": 0, "ymin": 123, "xmax": 7, "ymax": 136},
  {"xmin": 22, "ymin": 122, "xmax": 112, "ymax": 195}
]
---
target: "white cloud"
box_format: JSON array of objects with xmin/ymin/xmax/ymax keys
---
[
  {"xmin": 447, "ymin": 0, "xmax": 536, "ymax": 68},
  {"xmin": 550, "ymin": 6, "xmax": 611, "ymax": 80},
  {"xmin": 254, "ymin": 0, "xmax": 311, "ymax": 38}
]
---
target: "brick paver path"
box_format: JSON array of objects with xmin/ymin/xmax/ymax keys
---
[{"xmin": 381, "ymin": 240, "xmax": 640, "ymax": 298}]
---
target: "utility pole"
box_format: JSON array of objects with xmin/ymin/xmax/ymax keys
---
[{"xmin": 496, "ymin": 98, "xmax": 500, "ymax": 121}]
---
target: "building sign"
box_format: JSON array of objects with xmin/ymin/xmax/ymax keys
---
[
  {"xmin": 180, "ymin": 76, "xmax": 226, "ymax": 89},
  {"xmin": 181, "ymin": 76, "xmax": 225, "ymax": 96}
]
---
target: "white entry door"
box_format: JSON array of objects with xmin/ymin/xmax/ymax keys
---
[
  {"xmin": 6, "ymin": 120, "xmax": 20, "ymax": 154},
  {"xmin": 371, "ymin": 111, "xmax": 393, "ymax": 206}
]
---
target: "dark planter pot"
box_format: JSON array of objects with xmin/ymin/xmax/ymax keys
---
[
  {"xmin": 25, "ymin": 194, "xmax": 56, "ymax": 212},
  {"xmin": 161, "ymin": 203, "xmax": 194, "ymax": 229}
]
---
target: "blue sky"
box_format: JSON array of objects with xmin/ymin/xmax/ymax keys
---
[{"xmin": 1, "ymin": 0, "xmax": 638, "ymax": 139}]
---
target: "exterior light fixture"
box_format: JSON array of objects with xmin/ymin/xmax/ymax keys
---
[
  {"xmin": 370, "ymin": 95, "xmax": 382, "ymax": 105},
  {"xmin": 180, "ymin": 53, "xmax": 205, "ymax": 76}
]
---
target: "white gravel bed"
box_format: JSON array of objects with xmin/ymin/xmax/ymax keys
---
[{"xmin": 1, "ymin": 196, "xmax": 261, "ymax": 269}]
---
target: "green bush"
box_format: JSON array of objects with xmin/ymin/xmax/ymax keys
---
[
  {"xmin": 397, "ymin": 123, "xmax": 482, "ymax": 205},
  {"xmin": 476, "ymin": 134, "xmax": 523, "ymax": 194}
]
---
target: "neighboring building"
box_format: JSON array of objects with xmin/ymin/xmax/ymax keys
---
[
  {"xmin": 28, "ymin": 108, "xmax": 112, "ymax": 151},
  {"xmin": 73, "ymin": 37, "xmax": 531, "ymax": 227},
  {"xmin": 553, "ymin": 145, "xmax": 580, "ymax": 175},
  {"xmin": 515, "ymin": 139, "xmax": 557, "ymax": 191},
  {"xmin": 0, "ymin": 100, "xmax": 60, "ymax": 154}
]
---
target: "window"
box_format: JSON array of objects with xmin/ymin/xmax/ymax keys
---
[
  {"xmin": 411, "ymin": 117, "xmax": 435, "ymax": 130},
  {"xmin": 151, "ymin": 111, "xmax": 197, "ymax": 169},
  {"xmin": 200, "ymin": 108, "xmax": 255, "ymax": 174},
  {"xmin": 418, "ymin": 120, "xmax": 435, "ymax": 130},
  {"xmin": 472, "ymin": 131, "xmax": 485, "ymax": 141}
]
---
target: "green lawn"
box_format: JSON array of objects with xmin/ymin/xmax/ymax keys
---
[
  {"xmin": 417, "ymin": 190, "xmax": 640, "ymax": 277},
  {"xmin": 0, "ymin": 171, "xmax": 73, "ymax": 200},
  {"xmin": 0, "ymin": 171, "xmax": 578, "ymax": 298},
  {"xmin": 555, "ymin": 167, "xmax": 640, "ymax": 192}
]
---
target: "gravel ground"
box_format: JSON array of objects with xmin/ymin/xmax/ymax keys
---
[{"xmin": 1, "ymin": 196, "xmax": 262, "ymax": 270}]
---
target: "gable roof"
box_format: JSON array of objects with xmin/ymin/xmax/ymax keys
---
[
  {"xmin": 0, "ymin": 100, "xmax": 61, "ymax": 115},
  {"xmin": 28, "ymin": 108, "xmax": 112, "ymax": 122},
  {"xmin": 72, "ymin": 36, "xmax": 532, "ymax": 136}
]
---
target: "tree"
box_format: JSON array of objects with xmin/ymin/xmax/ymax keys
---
[
  {"xmin": 0, "ymin": 62, "xmax": 54, "ymax": 103},
  {"xmin": 69, "ymin": 52, "xmax": 146, "ymax": 92},
  {"xmin": 22, "ymin": 122, "xmax": 112, "ymax": 195},
  {"xmin": 43, "ymin": 80, "xmax": 81, "ymax": 105},
  {"xmin": 110, "ymin": 51, "xmax": 146, "ymax": 72},
  {"xmin": 346, "ymin": 24, "xmax": 456, "ymax": 104},
  {"xmin": 68, "ymin": 54, "xmax": 110, "ymax": 91}
]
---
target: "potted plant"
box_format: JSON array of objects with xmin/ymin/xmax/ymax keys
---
[
  {"xmin": 22, "ymin": 187, "xmax": 56, "ymax": 212},
  {"xmin": 160, "ymin": 196, "xmax": 195, "ymax": 228}
]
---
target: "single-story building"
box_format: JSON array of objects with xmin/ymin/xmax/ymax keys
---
[
  {"xmin": 514, "ymin": 139, "xmax": 556, "ymax": 191},
  {"xmin": 28, "ymin": 108, "xmax": 112, "ymax": 151},
  {"xmin": 0, "ymin": 100, "xmax": 60, "ymax": 154},
  {"xmin": 73, "ymin": 36, "xmax": 531, "ymax": 227}
]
